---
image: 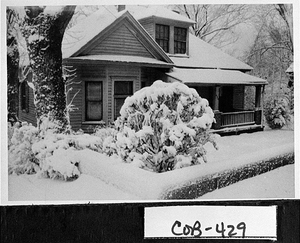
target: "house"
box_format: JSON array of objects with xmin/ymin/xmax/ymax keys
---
[{"xmin": 18, "ymin": 5, "xmax": 267, "ymax": 134}]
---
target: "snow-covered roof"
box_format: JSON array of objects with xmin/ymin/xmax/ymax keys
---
[
  {"xmin": 62, "ymin": 6, "xmax": 123, "ymax": 58},
  {"xmin": 124, "ymin": 5, "xmax": 195, "ymax": 24},
  {"xmin": 62, "ymin": 5, "xmax": 173, "ymax": 64},
  {"xmin": 170, "ymin": 35, "xmax": 253, "ymax": 71},
  {"xmin": 63, "ymin": 5, "xmax": 252, "ymax": 72},
  {"xmin": 166, "ymin": 68, "xmax": 267, "ymax": 85},
  {"xmin": 286, "ymin": 62, "xmax": 293, "ymax": 73},
  {"xmin": 66, "ymin": 54, "xmax": 173, "ymax": 67}
]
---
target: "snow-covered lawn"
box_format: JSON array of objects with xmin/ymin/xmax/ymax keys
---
[{"xmin": 8, "ymin": 129, "xmax": 295, "ymax": 202}]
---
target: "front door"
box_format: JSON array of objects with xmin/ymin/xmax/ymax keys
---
[{"xmin": 219, "ymin": 86, "xmax": 234, "ymax": 112}]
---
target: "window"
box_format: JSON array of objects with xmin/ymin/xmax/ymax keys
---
[
  {"xmin": 174, "ymin": 27, "xmax": 187, "ymax": 54},
  {"xmin": 114, "ymin": 81, "xmax": 133, "ymax": 120},
  {"xmin": 155, "ymin": 24, "xmax": 169, "ymax": 53},
  {"xmin": 20, "ymin": 81, "xmax": 29, "ymax": 112},
  {"xmin": 85, "ymin": 81, "xmax": 103, "ymax": 121}
]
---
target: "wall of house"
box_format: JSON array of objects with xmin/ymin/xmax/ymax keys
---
[
  {"xmin": 232, "ymin": 85, "xmax": 245, "ymax": 111},
  {"xmin": 139, "ymin": 18, "xmax": 155, "ymax": 38}
]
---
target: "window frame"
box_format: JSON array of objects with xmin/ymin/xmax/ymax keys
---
[
  {"xmin": 85, "ymin": 81, "xmax": 103, "ymax": 122},
  {"xmin": 155, "ymin": 24, "xmax": 170, "ymax": 53},
  {"xmin": 174, "ymin": 26, "xmax": 187, "ymax": 54}
]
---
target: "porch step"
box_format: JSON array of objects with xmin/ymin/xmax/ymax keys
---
[{"xmin": 210, "ymin": 124, "xmax": 264, "ymax": 136}]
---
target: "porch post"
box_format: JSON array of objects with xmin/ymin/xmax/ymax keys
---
[
  {"xmin": 254, "ymin": 85, "xmax": 262, "ymax": 125},
  {"xmin": 213, "ymin": 86, "xmax": 220, "ymax": 110},
  {"xmin": 213, "ymin": 86, "xmax": 221, "ymax": 129},
  {"xmin": 255, "ymin": 85, "xmax": 262, "ymax": 108}
]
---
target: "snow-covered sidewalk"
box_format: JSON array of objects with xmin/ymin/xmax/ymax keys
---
[{"xmin": 8, "ymin": 129, "xmax": 295, "ymax": 202}]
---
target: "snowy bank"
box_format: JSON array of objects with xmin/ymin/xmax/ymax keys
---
[
  {"xmin": 77, "ymin": 130, "xmax": 294, "ymax": 200},
  {"xmin": 8, "ymin": 130, "xmax": 295, "ymax": 201}
]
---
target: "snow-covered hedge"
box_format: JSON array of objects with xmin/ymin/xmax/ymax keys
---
[
  {"xmin": 113, "ymin": 80, "xmax": 218, "ymax": 173},
  {"xmin": 8, "ymin": 119, "xmax": 117, "ymax": 180},
  {"xmin": 264, "ymin": 95, "xmax": 291, "ymax": 129},
  {"xmin": 8, "ymin": 122, "xmax": 40, "ymax": 175}
]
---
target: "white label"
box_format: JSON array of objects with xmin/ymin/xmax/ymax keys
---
[{"xmin": 145, "ymin": 205, "xmax": 277, "ymax": 239}]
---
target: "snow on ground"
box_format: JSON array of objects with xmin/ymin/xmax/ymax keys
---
[
  {"xmin": 7, "ymin": 129, "xmax": 295, "ymax": 202},
  {"xmin": 197, "ymin": 164, "xmax": 295, "ymax": 200},
  {"xmin": 8, "ymin": 174, "xmax": 140, "ymax": 202}
]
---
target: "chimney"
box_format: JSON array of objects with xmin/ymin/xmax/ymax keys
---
[{"xmin": 118, "ymin": 5, "xmax": 125, "ymax": 12}]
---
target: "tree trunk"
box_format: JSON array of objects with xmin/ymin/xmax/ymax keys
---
[{"xmin": 21, "ymin": 6, "xmax": 75, "ymax": 130}]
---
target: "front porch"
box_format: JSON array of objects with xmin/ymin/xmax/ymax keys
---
[
  {"xmin": 211, "ymin": 85, "xmax": 264, "ymax": 134},
  {"xmin": 165, "ymin": 68, "xmax": 267, "ymax": 135}
]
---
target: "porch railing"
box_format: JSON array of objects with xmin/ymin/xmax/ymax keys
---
[{"xmin": 220, "ymin": 111, "xmax": 255, "ymax": 128}]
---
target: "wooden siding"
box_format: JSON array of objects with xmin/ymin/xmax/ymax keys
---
[
  {"xmin": 85, "ymin": 21, "xmax": 154, "ymax": 58},
  {"xmin": 18, "ymin": 85, "xmax": 36, "ymax": 126},
  {"xmin": 67, "ymin": 64, "xmax": 107, "ymax": 131},
  {"xmin": 139, "ymin": 18, "xmax": 155, "ymax": 38},
  {"xmin": 232, "ymin": 85, "xmax": 245, "ymax": 111}
]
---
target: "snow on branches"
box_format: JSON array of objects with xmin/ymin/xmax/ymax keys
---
[{"xmin": 113, "ymin": 80, "xmax": 218, "ymax": 173}]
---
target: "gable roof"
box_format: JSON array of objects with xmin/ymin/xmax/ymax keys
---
[
  {"xmin": 63, "ymin": 5, "xmax": 252, "ymax": 72},
  {"xmin": 170, "ymin": 35, "xmax": 253, "ymax": 71},
  {"xmin": 62, "ymin": 6, "xmax": 173, "ymax": 64},
  {"xmin": 123, "ymin": 5, "xmax": 195, "ymax": 24}
]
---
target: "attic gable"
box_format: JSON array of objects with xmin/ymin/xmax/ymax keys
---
[
  {"xmin": 63, "ymin": 9, "xmax": 172, "ymax": 64},
  {"xmin": 81, "ymin": 20, "xmax": 154, "ymax": 59}
]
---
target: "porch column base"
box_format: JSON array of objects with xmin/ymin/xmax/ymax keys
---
[{"xmin": 213, "ymin": 110, "xmax": 222, "ymax": 130}]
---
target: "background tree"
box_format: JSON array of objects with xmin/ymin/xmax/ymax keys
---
[
  {"xmin": 7, "ymin": 8, "xmax": 19, "ymax": 124},
  {"xmin": 170, "ymin": 4, "xmax": 253, "ymax": 49},
  {"xmin": 16, "ymin": 6, "xmax": 76, "ymax": 130},
  {"xmin": 244, "ymin": 4, "xmax": 293, "ymax": 94},
  {"xmin": 242, "ymin": 4, "xmax": 293, "ymax": 124}
]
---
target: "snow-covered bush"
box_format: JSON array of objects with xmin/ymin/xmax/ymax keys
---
[
  {"xmin": 93, "ymin": 126, "xmax": 118, "ymax": 156},
  {"xmin": 114, "ymin": 80, "xmax": 218, "ymax": 173},
  {"xmin": 264, "ymin": 95, "xmax": 291, "ymax": 129},
  {"xmin": 8, "ymin": 116, "xmax": 117, "ymax": 180},
  {"xmin": 8, "ymin": 122, "xmax": 40, "ymax": 175},
  {"xmin": 32, "ymin": 131, "xmax": 106, "ymax": 180}
]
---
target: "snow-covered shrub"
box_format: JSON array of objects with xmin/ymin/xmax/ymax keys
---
[
  {"xmin": 32, "ymin": 132, "xmax": 105, "ymax": 180},
  {"xmin": 114, "ymin": 80, "xmax": 218, "ymax": 173},
  {"xmin": 93, "ymin": 126, "xmax": 118, "ymax": 156},
  {"xmin": 40, "ymin": 148, "xmax": 80, "ymax": 181},
  {"xmin": 264, "ymin": 95, "xmax": 291, "ymax": 129},
  {"xmin": 8, "ymin": 122, "xmax": 40, "ymax": 175}
]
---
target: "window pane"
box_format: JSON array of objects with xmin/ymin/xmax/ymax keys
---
[
  {"xmin": 174, "ymin": 27, "xmax": 187, "ymax": 41},
  {"xmin": 86, "ymin": 82, "xmax": 102, "ymax": 100},
  {"xmin": 86, "ymin": 101, "xmax": 102, "ymax": 120},
  {"xmin": 156, "ymin": 24, "xmax": 169, "ymax": 52},
  {"xmin": 114, "ymin": 98, "xmax": 126, "ymax": 119},
  {"xmin": 114, "ymin": 81, "xmax": 133, "ymax": 95},
  {"xmin": 85, "ymin": 81, "xmax": 102, "ymax": 121}
]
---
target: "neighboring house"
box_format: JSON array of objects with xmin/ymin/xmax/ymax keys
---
[{"xmin": 18, "ymin": 5, "xmax": 267, "ymax": 134}]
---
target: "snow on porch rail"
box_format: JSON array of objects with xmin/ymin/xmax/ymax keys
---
[{"xmin": 221, "ymin": 111, "xmax": 255, "ymax": 128}]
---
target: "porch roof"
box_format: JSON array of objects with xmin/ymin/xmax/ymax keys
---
[
  {"xmin": 166, "ymin": 68, "xmax": 268, "ymax": 85},
  {"xmin": 65, "ymin": 54, "xmax": 173, "ymax": 68}
]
